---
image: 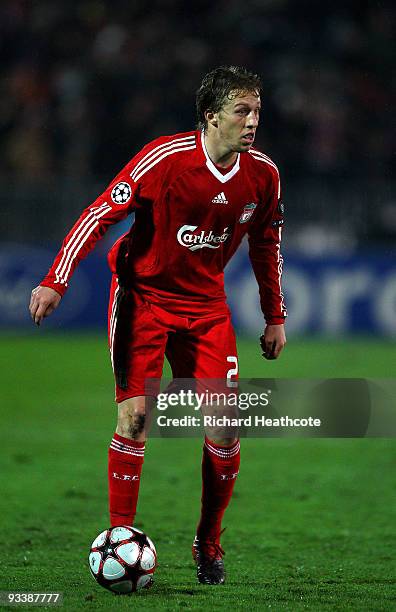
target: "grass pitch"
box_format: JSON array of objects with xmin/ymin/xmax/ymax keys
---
[{"xmin": 1, "ymin": 334, "xmax": 395, "ymax": 610}]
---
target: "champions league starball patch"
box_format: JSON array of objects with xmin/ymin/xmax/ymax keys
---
[{"xmin": 111, "ymin": 181, "xmax": 132, "ymax": 205}]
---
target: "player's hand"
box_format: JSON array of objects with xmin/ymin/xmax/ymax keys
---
[
  {"xmin": 260, "ymin": 324, "xmax": 286, "ymax": 360},
  {"xmin": 29, "ymin": 286, "xmax": 62, "ymax": 326}
]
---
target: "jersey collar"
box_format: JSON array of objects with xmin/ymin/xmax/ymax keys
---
[{"xmin": 200, "ymin": 131, "xmax": 240, "ymax": 184}]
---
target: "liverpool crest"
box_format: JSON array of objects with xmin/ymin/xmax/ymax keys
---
[{"xmin": 239, "ymin": 202, "xmax": 257, "ymax": 223}]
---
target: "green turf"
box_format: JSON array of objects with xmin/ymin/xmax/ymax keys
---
[{"xmin": 1, "ymin": 335, "xmax": 395, "ymax": 610}]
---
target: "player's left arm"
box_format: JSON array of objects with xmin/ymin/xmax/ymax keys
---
[{"xmin": 248, "ymin": 166, "xmax": 287, "ymax": 360}]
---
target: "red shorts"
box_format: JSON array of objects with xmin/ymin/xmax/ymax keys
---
[{"xmin": 108, "ymin": 276, "xmax": 238, "ymax": 403}]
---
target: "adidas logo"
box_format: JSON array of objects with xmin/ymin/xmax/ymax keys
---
[{"xmin": 211, "ymin": 192, "xmax": 228, "ymax": 204}]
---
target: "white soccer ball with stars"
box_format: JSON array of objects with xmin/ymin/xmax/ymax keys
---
[
  {"xmin": 111, "ymin": 181, "xmax": 132, "ymax": 205},
  {"xmin": 88, "ymin": 526, "xmax": 157, "ymax": 594}
]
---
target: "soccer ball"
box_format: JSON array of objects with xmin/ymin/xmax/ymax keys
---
[{"xmin": 88, "ymin": 526, "xmax": 157, "ymax": 594}]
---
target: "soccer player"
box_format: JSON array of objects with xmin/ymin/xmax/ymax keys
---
[{"xmin": 29, "ymin": 66, "xmax": 287, "ymax": 585}]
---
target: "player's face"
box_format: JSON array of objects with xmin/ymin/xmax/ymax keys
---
[{"xmin": 217, "ymin": 91, "xmax": 261, "ymax": 152}]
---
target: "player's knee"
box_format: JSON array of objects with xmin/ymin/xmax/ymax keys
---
[
  {"xmin": 117, "ymin": 398, "xmax": 148, "ymax": 439},
  {"xmin": 117, "ymin": 411, "xmax": 146, "ymax": 439}
]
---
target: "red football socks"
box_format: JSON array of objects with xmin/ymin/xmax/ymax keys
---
[
  {"xmin": 108, "ymin": 433, "xmax": 145, "ymax": 527},
  {"xmin": 197, "ymin": 437, "xmax": 240, "ymax": 542}
]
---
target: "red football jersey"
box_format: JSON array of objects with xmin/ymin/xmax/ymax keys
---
[{"xmin": 41, "ymin": 130, "xmax": 287, "ymax": 324}]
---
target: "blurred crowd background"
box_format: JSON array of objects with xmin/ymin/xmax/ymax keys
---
[
  {"xmin": 0, "ymin": 0, "xmax": 395, "ymax": 335},
  {"xmin": 1, "ymin": 0, "xmax": 394, "ymax": 248}
]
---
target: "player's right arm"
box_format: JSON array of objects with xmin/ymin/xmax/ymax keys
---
[
  {"xmin": 29, "ymin": 144, "xmax": 150, "ymax": 325},
  {"xmin": 28, "ymin": 165, "xmax": 135, "ymax": 325},
  {"xmin": 29, "ymin": 133, "xmax": 194, "ymax": 326}
]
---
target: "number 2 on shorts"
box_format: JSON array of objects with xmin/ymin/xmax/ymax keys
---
[{"xmin": 226, "ymin": 355, "xmax": 238, "ymax": 388}]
